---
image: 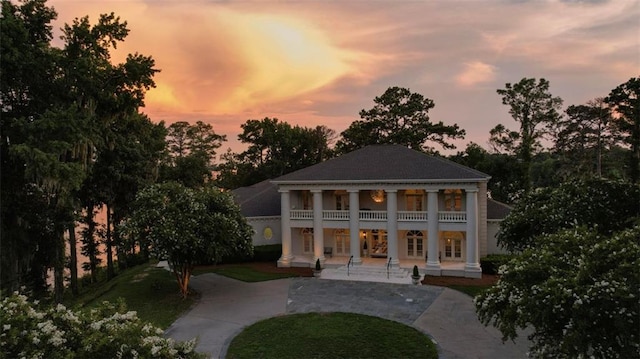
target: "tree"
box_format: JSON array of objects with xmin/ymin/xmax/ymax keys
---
[
  {"xmin": 475, "ymin": 226, "xmax": 639, "ymax": 358},
  {"xmin": 216, "ymin": 118, "xmax": 335, "ymax": 189},
  {"xmin": 606, "ymin": 77, "xmax": 640, "ymax": 183},
  {"xmin": 554, "ymin": 98, "xmax": 618, "ymax": 178},
  {"xmin": 160, "ymin": 120, "xmax": 226, "ymax": 188},
  {"xmin": 123, "ymin": 182, "xmax": 253, "ymax": 298},
  {"xmin": 449, "ymin": 142, "xmax": 524, "ymax": 203},
  {"xmin": 497, "ymin": 178, "xmax": 640, "ymax": 252},
  {"xmin": 492, "ymin": 78, "xmax": 563, "ymax": 192},
  {"xmin": 336, "ymin": 86, "xmax": 465, "ymax": 154}
]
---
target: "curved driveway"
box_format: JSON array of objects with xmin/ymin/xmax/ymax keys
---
[{"xmin": 165, "ymin": 274, "xmax": 530, "ymax": 359}]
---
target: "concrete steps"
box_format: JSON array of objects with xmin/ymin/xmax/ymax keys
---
[{"xmin": 319, "ymin": 265, "xmax": 416, "ymax": 284}]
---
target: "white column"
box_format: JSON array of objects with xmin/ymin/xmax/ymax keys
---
[
  {"xmin": 312, "ymin": 189, "xmax": 325, "ymax": 264},
  {"xmin": 465, "ymin": 188, "xmax": 481, "ymax": 278},
  {"xmin": 277, "ymin": 190, "xmax": 293, "ymax": 267},
  {"xmin": 426, "ymin": 190, "xmax": 440, "ymax": 274},
  {"xmin": 386, "ymin": 190, "xmax": 399, "ymax": 267},
  {"xmin": 348, "ymin": 190, "xmax": 361, "ymax": 265}
]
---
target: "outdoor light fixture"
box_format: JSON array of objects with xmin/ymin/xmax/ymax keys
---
[{"xmin": 370, "ymin": 189, "xmax": 385, "ymax": 203}]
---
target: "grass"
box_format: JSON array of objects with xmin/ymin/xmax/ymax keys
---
[
  {"xmin": 447, "ymin": 285, "xmax": 490, "ymax": 298},
  {"xmin": 65, "ymin": 263, "xmax": 196, "ymax": 328},
  {"xmin": 226, "ymin": 312, "xmax": 438, "ymax": 359},
  {"xmin": 192, "ymin": 265, "xmax": 301, "ymax": 282}
]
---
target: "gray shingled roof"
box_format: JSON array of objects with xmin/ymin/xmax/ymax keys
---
[
  {"xmin": 232, "ymin": 180, "xmax": 281, "ymax": 217},
  {"xmin": 487, "ymin": 199, "xmax": 512, "ymax": 220},
  {"xmin": 272, "ymin": 145, "xmax": 490, "ymax": 183}
]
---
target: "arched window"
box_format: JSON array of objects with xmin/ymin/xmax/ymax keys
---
[{"xmin": 406, "ymin": 230, "xmax": 424, "ymax": 258}]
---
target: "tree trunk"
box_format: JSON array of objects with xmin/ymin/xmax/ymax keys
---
[
  {"xmin": 53, "ymin": 231, "xmax": 65, "ymax": 303},
  {"xmin": 68, "ymin": 222, "xmax": 79, "ymax": 295},
  {"xmin": 106, "ymin": 204, "xmax": 115, "ymax": 280},
  {"xmin": 84, "ymin": 206, "xmax": 99, "ymax": 283}
]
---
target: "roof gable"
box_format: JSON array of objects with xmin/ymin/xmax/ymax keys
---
[{"xmin": 273, "ymin": 145, "xmax": 489, "ymax": 183}]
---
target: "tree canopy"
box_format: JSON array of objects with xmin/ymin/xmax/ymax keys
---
[
  {"xmin": 497, "ymin": 178, "xmax": 640, "ymax": 252},
  {"xmin": 606, "ymin": 77, "xmax": 640, "ymax": 183},
  {"xmin": 123, "ymin": 182, "xmax": 253, "ymax": 297},
  {"xmin": 491, "ymin": 78, "xmax": 563, "ymax": 192},
  {"xmin": 335, "ymin": 86, "xmax": 465, "ymax": 154},
  {"xmin": 216, "ymin": 118, "xmax": 335, "ymax": 189}
]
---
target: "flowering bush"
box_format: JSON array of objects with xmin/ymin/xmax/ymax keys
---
[
  {"xmin": 0, "ymin": 293, "xmax": 206, "ymax": 359},
  {"xmin": 476, "ymin": 226, "xmax": 640, "ymax": 358}
]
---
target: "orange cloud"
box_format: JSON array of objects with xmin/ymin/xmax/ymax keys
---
[{"xmin": 455, "ymin": 61, "xmax": 497, "ymax": 88}]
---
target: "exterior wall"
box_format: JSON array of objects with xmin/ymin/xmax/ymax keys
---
[
  {"xmin": 247, "ymin": 217, "xmax": 282, "ymax": 246},
  {"xmin": 486, "ymin": 220, "xmax": 508, "ymax": 254}
]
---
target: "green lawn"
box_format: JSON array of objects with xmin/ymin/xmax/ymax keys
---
[
  {"xmin": 192, "ymin": 265, "xmax": 300, "ymax": 282},
  {"xmin": 448, "ymin": 285, "xmax": 491, "ymax": 298},
  {"xmin": 65, "ymin": 263, "xmax": 196, "ymax": 328},
  {"xmin": 226, "ymin": 312, "xmax": 439, "ymax": 359}
]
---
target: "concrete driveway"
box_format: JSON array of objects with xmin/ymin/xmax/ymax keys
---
[{"xmin": 165, "ymin": 274, "xmax": 530, "ymax": 359}]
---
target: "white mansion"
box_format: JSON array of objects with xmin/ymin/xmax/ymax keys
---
[{"xmin": 232, "ymin": 145, "xmax": 511, "ymax": 278}]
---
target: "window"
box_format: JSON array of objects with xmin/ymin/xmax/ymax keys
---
[
  {"xmin": 334, "ymin": 190, "xmax": 349, "ymax": 210},
  {"xmin": 406, "ymin": 230, "xmax": 424, "ymax": 258},
  {"xmin": 443, "ymin": 189, "xmax": 462, "ymax": 211},
  {"xmin": 302, "ymin": 191, "xmax": 313, "ymax": 210},
  {"xmin": 302, "ymin": 228, "xmax": 314, "ymax": 254},
  {"xmin": 334, "ymin": 229, "xmax": 350, "ymax": 255},
  {"xmin": 442, "ymin": 231, "xmax": 464, "ymax": 261},
  {"xmin": 405, "ymin": 190, "xmax": 424, "ymax": 211}
]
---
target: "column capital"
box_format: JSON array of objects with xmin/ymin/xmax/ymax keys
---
[
  {"xmin": 347, "ymin": 189, "xmax": 360, "ymax": 193},
  {"xmin": 425, "ymin": 189, "xmax": 439, "ymax": 193},
  {"xmin": 466, "ymin": 188, "xmax": 479, "ymax": 193},
  {"xmin": 310, "ymin": 189, "xmax": 323, "ymax": 193},
  {"xmin": 385, "ymin": 189, "xmax": 398, "ymax": 193}
]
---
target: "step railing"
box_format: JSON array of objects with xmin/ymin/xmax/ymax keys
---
[
  {"xmin": 347, "ymin": 255, "xmax": 353, "ymax": 276},
  {"xmin": 386, "ymin": 257, "xmax": 392, "ymax": 279}
]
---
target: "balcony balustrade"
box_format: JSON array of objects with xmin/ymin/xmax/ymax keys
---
[
  {"xmin": 438, "ymin": 211, "xmax": 467, "ymax": 222},
  {"xmin": 290, "ymin": 209, "xmax": 467, "ymax": 223},
  {"xmin": 397, "ymin": 211, "xmax": 427, "ymax": 221},
  {"xmin": 322, "ymin": 210, "xmax": 350, "ymax": 220}
]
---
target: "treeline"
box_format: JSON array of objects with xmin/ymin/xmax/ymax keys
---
[{"xmin": 2, "ymin": 0, "xmax": 638, "ymax": 301}]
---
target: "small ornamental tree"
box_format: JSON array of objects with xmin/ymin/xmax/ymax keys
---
[
  {"xmin": 475, "ymin": 226, "xmax": 640, "ymax": 358},
  {"xmin": 123, "ymin": 182, "xmax": 253, "ymax": 298}
]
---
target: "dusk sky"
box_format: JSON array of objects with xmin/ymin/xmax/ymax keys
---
[{"xmin": 49, "ymin": 0, "xmax": 639, "ymax": 154}]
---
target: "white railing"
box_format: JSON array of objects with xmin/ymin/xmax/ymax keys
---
[
  {"xmin": 359, "ymin": 210, "xmax": 387, "ymax": 221},
  {"xmin": 397, "ymin": 211, "xmax": 427, "ymax": 221},
  {"xmin": 438, "ymin": 211, "xmax": 466, "ymax": 222},
  {"xmin": 323, "ymin": 210, "xmax": 350, "ymax": 220},
  {"xmin": 290, "ymin": 210, "xmax": 313, "ymax": 220}
]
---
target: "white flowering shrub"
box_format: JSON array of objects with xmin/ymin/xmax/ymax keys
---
[
  {"xmin": 0, "ymin": 294, "xmax": 206, "ymax": 359},
  {"xmin": 498, "ymin": 178, "xmax": 640, "ymax": 252},
  {"xmin": 476, "ymin": 226, "xmax": 640, "ymax": 358}
]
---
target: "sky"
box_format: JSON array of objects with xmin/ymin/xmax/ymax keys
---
[{"xmin": 49, "ymin": 0, "xmax": 639, "ymax": 155}]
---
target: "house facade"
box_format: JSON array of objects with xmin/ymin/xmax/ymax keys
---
[{"xmin": 233, "ymin": 145, "xmax": 511, "ymax": 279}]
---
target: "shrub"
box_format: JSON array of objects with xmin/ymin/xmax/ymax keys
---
[
  {"xmin": 253, "ymin": 244, "xmax": 282, "ymax": 262},
  {"xmin": 480, "ymin": 254, "xmax": 513, "ymax": 275},
  {"xmin": 0, "ymin": 292, "xmax": 205, "ymax": 359}
]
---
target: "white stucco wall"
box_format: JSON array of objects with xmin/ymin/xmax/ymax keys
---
[
  {"xmin": 247, "ymin": 217, "xmax": 282, "ymax": 246},
  {"xmin": 486, "ymin": 220, "xmax": 509, "ymax": 254}
]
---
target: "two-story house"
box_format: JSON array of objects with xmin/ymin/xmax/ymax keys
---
[{"xmin": 233, "ymin": 145, "xmax": 511, "ymax": 278}]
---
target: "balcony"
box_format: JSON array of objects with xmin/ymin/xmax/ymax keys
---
[{"xmin": 290, "ymin": 210, "xmax": 466, "ymax": 223}]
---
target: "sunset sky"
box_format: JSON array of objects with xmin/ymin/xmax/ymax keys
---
[{"xmin": 49, "ymin": 0, "xmax": 639, "ymax": 154}]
